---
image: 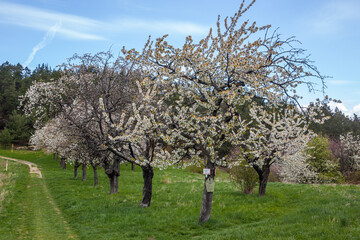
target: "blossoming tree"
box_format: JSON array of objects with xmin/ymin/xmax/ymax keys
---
[
  {"xmin": 122, "ymin": 0, "xmax": 326, "ymax": 221},
  {"xmin": 279, "ymin": 150, "xmax": 318, "ymax": 184},
  {"xmin": 30, "ymin": 115, "xmax": 78, "ymax": 170},
  {"xmin": 23, "ymin": 0, "xmax": 328, "ymax": 223},
  {"xmin": 23, "ymin": 52, "xmax": 138, "ymax": 193},
  {"xmin": 340, "ymin": 132, "xmax": 360, "ymax": 172},
  {"xmin": 99, "ymin": 76, "xmax": 179, "ymax": 206},
  {"xmin": 232, "ymin": 105, "xmax": 319, "ymax": 195}
]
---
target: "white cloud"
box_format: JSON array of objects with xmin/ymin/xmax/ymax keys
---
[
  {"xmin": 0, "ymin": 1, "xmax": 209, "ymax": 40},
  {"xmin": 310, "ymin": 0, "xmax": 360, "ymax": 34},
  {"xmin": 328, "ymin": 80, "xmax": 353, "ymax": 85},
  {"xmin": 329, "ymin": 101, "xmax": 348, "ymax": 113},
  {"xmin": 353, "ymin": 104, "xmax": 360, "ymax": 115},
  {"xmin": 23, "ymin": 21, "xmax": 62, "ymax": 67},
  {"xmin": 109, "ymin": 19, "xmax": 208, "ymax": 35},
  {"xmin": 0, "ymin": 1, "xmax": 106, "ymax": 40},
  {"xmin": 329, "ymin": 101, "xmax": 360, "ymax": 116}
]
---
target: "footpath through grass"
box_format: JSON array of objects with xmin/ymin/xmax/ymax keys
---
[
  {"xmin": 0, "ymin": 151, "xmax": 78, "ymax": 239},
  {"xmin": 0, "ymin": 149, "xmax": 359, "ymax": 239}
]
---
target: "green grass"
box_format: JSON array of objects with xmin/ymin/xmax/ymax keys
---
[
  {"xmin": 0, "ymin": 149, "xmax": 359, "ymax": 239},
  {"xmin": 0, "ymin": 151, "xmax": 77, "ymax": 239}
]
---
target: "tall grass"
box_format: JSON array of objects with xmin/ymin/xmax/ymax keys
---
[{"xmin": 0, "ymin": 149, "xmax": 359, "ymax": 239}]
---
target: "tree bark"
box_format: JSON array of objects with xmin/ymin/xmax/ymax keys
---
[
  {"xmin": 82, "ymin": 163, "xmax": 87, "ymax": 181},
  {"xmin": 253, "ymin": 158, "xmax": 271, "ymax": 196},
  {"xmin": 258, "ymin": 166, "xmax": 270, "ymax": 196},
  {"xmin": 74, "ymin": 165, "xmax": 78, "ymax": 178},
  {"xmin": 92, "ymin": 164, "xmax": 98, "ymax": 187},
  {"xmin": 199, "ymin": 160, "xmax": 215, "ymax": 223},
  {"xmin": 105, "ymin": 158, "xmax": 120, "ymax": 194},
  {"xmin": 60, "ymin": 157, "xmax": 66, "ymax": 170},
  {"xmin": 109, "ymin": 173, "xmax": 118, "ymax": 193},
  {"xmin": 74, "ymin": 160, "xmax": 81, "ymax": 179},
  {"xmin": 140, "ymin": 165, "xmax": 154, "ymax": 207},
  {"xmin": 199, "ymin": 179, "xmax": 214, "ymax": 222}
]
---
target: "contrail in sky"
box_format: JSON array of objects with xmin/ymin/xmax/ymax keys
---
[{"xmin": 23, "ymin": 20, "xmax": 62, "ymax": 68}]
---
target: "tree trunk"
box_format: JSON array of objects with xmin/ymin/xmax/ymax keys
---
[
  {"xmin": 105, "ymin": 158, "xmax": 120, "ymax": 194},
  {"xmin": 60, "ymin": 157, "xmax": 66, "ymax": 170},
  {"xmin": 258, "ymin": 165, "xmax": 270, "ymax": 196},
  {"xmin": 131, "ymin": 162, "xmax": 135, "ymax": 171},
  {"xmin": 53, "ymin": 153, "xmax": 57, "ymax": 161},
  {"xmin": 92, "ymin": 164, "xmax": 98, "ymax": 187},
  {"xmin": 74, "ymin": 165, "xmax": 78, "ymax": 178},
  {"xmin": 252, "ymin": 162, "xmax": 271, "ymax": 196},
  {"xmin": 109, "ymin": 173, "xmax": 118, "ymax": 193},
  {"xmin": 199, "ymin": 179, "xmax": 214, "ymax": 222},
  {"xmin": 82, "ymin": 163, "xmax": 87, "ymax": 181},
  {"xmin": 74, "ymin": 161, "xmax": 81, "ymax": 179},
  {"xmin": 140, "ymin": 165, "xmax": 154, "ymax": 207},
  {"xmin": 199, "ymin": 160, "xmax": 215, "ymax": 223}
]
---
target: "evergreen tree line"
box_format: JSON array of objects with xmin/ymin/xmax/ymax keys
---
[{"xmin": 310, "ymin": 103, "xmax": 360, "ymax": 139}]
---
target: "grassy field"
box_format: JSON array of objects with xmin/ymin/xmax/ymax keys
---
[{"xmin": 0, "ymin": 149, "xmax": 359, "ymax": 239}]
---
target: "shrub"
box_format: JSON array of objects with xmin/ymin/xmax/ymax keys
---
[
  {"xmin": 306, "ymin": 136, "xmax": 344, "ymax": 183},
  {"xmin": 229, "ymin": 164, "xmax": 258, "ymax": 194}
]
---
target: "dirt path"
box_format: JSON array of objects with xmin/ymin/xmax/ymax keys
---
[{"xmin": 0, "ymin": 155, "xmax": 42, "ymax": 178}]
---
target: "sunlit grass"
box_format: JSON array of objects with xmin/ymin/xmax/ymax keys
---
[
  {"xmin": 0, "ymin": 149, "xmax": 359, "ymax": 239},
  {"xmin": 0, "ymin": 152, "xmax": 77, "ymax": 239}
]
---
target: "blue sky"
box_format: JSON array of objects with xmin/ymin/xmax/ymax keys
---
[{"xmin": 1, "ymin": 0, "xmax": 359, "ymax": 116}]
